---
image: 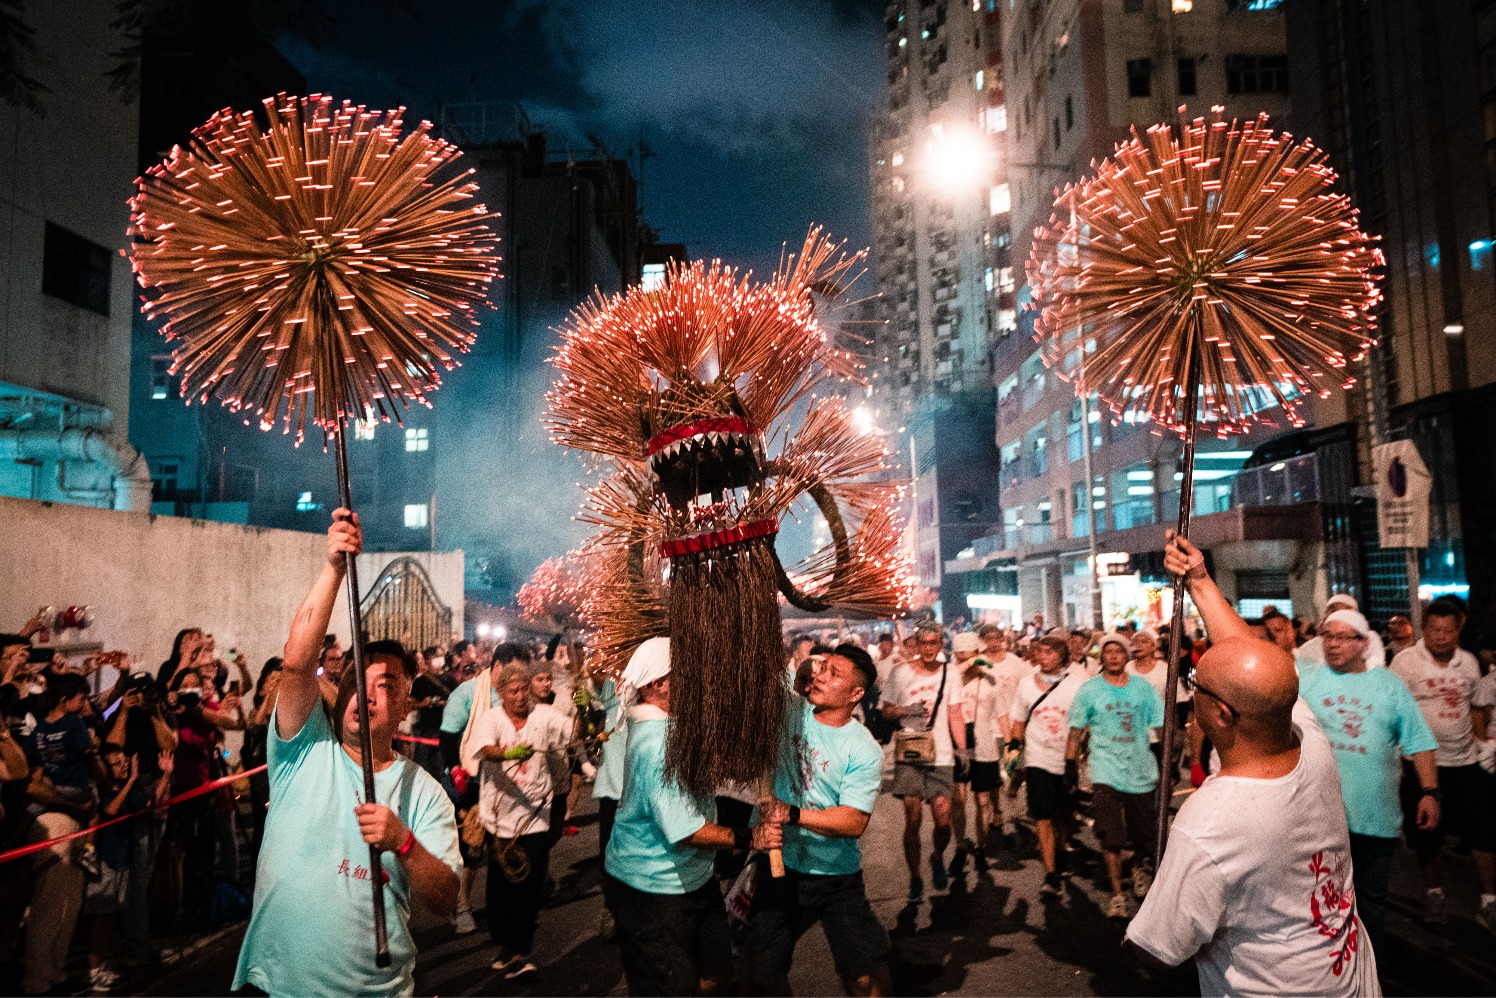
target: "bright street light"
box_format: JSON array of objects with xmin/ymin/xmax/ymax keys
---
[{"xmin": 922, "ymin": 124, "xmax": 995, "ymax": 196}]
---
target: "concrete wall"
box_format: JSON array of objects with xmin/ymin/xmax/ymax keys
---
[{"xmin": 0, "ymin": 497, "xmax": 463, "ymax": 678}]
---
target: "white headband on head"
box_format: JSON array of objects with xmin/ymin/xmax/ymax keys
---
[{"xmin": 1322, "ymin": 609, "xmax": 1370, "ymax": 638}]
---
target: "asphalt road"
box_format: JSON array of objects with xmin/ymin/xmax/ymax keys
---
[{"xmin": 142, "ymin": 777, "xmax": 1496, "ymax": 996}]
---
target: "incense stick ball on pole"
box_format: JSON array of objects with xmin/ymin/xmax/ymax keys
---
[
  {"xmin": 128, "ymin": 93, "xmax": 500, "ymax": 968},
  {"xmin": 1026, "ymin": 108, "xmax": 1382, "ymax": 860}
]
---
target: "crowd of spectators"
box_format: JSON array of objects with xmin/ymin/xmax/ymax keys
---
[{"xmin": 0, "ymin": 612, "xmax": 575, "ymax": 996}]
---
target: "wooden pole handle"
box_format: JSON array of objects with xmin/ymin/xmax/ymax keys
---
[{"xmin": 759, "ymin": 774, "xmax": 786, "ymax": 879}]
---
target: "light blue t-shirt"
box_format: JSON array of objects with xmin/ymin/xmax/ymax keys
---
[
  {"xmin": 438, "ymin": 674, "xmax": 499, "ymax": 734},
  {"xmin": 1067, "ymin": 673, "xmax": 1163, "ymax": 794},
  {"xmin": 593, "ymin": 680, "xmax": 626, "ymax": 801},
  {"xmin": 1299, "ymin": 664, "xmax": 1438, "ymax": 838},
  {"xmin": 768, "ymin": 697, "xmax": 883, "ymax": 877},
  {"xmin": 233, "ymin": 705, "xmax": 461, "ymax": 997},
  {"xmin": 605, "ymin": 713, "xmax": 717, "ymax": 895}
]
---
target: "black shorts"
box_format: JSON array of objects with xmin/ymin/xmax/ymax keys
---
[
  {"xmin": 1401, "ymin": 762, "xmax": 1496, "ymax": 855},
  {"xmin": 745, "ymin": 864, "xmax": 890, "ymax": 982},
  {"xmin": 1025, "ymin": 767, "xmax": 1071, "ymax": 822},
  {"xmin": 1091, "ymin": 783, "xmax": 1155, "ymax": 857},
  {"xmin": 967, "ymin": 760, "xmax": 1001, "ymax": 793},
  {"xmin": 603, "ymin": 875, "xmax": 733, "ymax": 996}
]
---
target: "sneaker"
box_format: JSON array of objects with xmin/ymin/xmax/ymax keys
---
[
  {"xmin": 1425, "ymin": 887, "xmax": 1447, "ymax": 926},
  {"xmin": 1132, "ymin": 865, "xmax": 1153, "ymax": 899},
  {"xmin": 89, "ymin": 965, "xmax": 120, "ymax": 992},
  {"xmin": 453, "ymin": 905, "xmax": 477, "ymax": 934},
  {"xmin": 78, "ymin": 842, "xmax": 101, "ymax": 878},
  {"xmin": 930, "ymin": 853, "xmax": 950, "ymax": 892},
  {"xmin": 1041, "ymin": 872, "xmax": 1063, "ymax": 896},
  {"xmin": 908, "ymin": 875, "xmax": 925, "ymax": 900},
  {"xmin": 1478, "ymin": 895, "xmax": 1496, "ymax": 934},
  {"xmin": 1107, "ymin": 893, "xmax": 1132, "ymax": 920},
  {"xmin": 490, "ymin": 954, "xmax": 519, "ymax": 973},
  {"xmin": 505, "ymin": 959, "xmax": 539, "ymax": 980}
]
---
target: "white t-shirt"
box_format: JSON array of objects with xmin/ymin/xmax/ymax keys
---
[
  {"xmin": 1127, "ymin": 702, "xmax": 1379, "ymax": 998},
  {"xmin": 1390, "ymin": 641, "xmax": 1483, "ymax": 767},
  {"xmin": 475, "ymin": 707, "xmax": 554, "ymax": 839},
  {"xmin": 961, "ymin": 668, "xmax": 1003, "ymax": 762},
  {"xmin": 871, "ymin": 648, "xmax": 903, "ymax": 687},
  {"xmin": 1009, "ymin": 669, "xmax": 1087, "ymax": 775},
  {"xmin": 1128, "ymin": 658, "xmax": 1192, "ymax": 702},
  {"xmin": 880, "ymin": 662, "xmax": 966, "ymax": 766},
  {"xmin": 530, "ymin": 701, "xmax": 574, "ymax": 787},
  {"xmin": 983, "ymin": 653, "xmax": 1032, "ymax": 732}
]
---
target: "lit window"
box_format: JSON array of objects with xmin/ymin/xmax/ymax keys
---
[
  {"xmin": 975, "ymin": 70, "xmax": 985, "ymax": 91},
  {"xmin": 891, "ymin": 150, "xmax": 905, "ymax": 167},
  {"xmin": 404, "ymin": 427, "xmax": 429, "ymax": 452},
  {"xmin": 641, "ymin": 263, "xmax": 666, "ymax": 291},
  {"xmin": 150, "ymin": 357, "xmax": 172, "ymax": 401},
  {"xmin": 985, "ymin": 267, "xmax": 995, "ymax": 292},
  {"xmin": 986, "ymin": 105, "xmax": 1007, "ymax": 134},
  {"xmin": 997, "ymin": 309, "xmax": 1017, "ymax": 331},
  {"xmin": 1172, "ymin": 0, "xmax": 1193, "ymax": 11},
  {"xmin": 354, "ymin": 419, "xmax": 377, "ymax": 441},
  {"xmin": 404, "ymin": 503, "xmax": 429, "ymax": 529},
  {"xmin": 989, "ymin": 183, "xmax": 1011, "ymax": 216},
  {"xmin": 296, "ymin": 491, "xmax": 319, "ymax": 512}
]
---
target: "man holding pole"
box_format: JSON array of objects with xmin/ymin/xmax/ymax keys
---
[
  {"xmin": 233, "ymin": 511, "xmax": 460, "ymax": 997},
  {"xmin": 603, "ymin": 637, "xmax": 782, "ymax": 996},
  {"xmin": 1126, "ymin": 531, "xmax": 1378, "ymax": 996}
]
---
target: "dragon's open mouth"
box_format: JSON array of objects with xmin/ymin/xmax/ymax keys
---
[{"xmin": 646, "ymin": 416, "xmax": 767, "ymax": 510}]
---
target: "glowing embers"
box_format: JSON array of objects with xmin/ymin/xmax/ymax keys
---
[{"xmin": 646, "ymin": 416, "xmax": 768, "ymax": 513}]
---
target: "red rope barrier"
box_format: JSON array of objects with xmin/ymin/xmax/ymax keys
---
[{"xmin": 0, "ymin": 732, "xmax": 445, "ymax": 865}]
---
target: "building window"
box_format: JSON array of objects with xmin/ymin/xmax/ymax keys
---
[
  {"xmin": 1064, "ymin": 95, "xmax": 1074, "ymax": 130},
  {"xmin": 1127, "ymin": 59, "xmax": 1153, "ymax": 98},
  {"xmin": 1172, "ymin": 0, "xmax": 1193, "ymax": 11},
  {"xmin": 150, "ymin": 356, "xmax": 172, "ymax": 401},
  {"xmin": 1053, "ymin": 117, "xmax": 1061, "ymax": 150},
  {"xmin": 404, "ymin": 427, "xmax": 429, "ymax": 452},
  {"xmin": 404, "ymin": 503, "xmax": 429, "ymax": 529},
  {"xmin": 354, "ymin": 418, "xmax": 377, "ymax": 441},
  {"xmin": 151, "ymin": 461, "xmax": 180, "ymax": 500},
  {"xmin": 1225, "ymin": 54, "xmax": 1289, "ymax": 95},
  {"xmin": 1227, "ymin": 0, "xmax": 1284, "ymax": 9},
  {"xmin": 975, "ymin": 69, "xmax": 984, "ymax": 91},
  {"xmin": 42, "ymin": 222, "xmax": 111, "ymax": 316},
  {"xmin": 641, "ymin": 263, "xmax": 666, "ymax": 291},
  {"xmin": 989, "ymin": 182, "xmax": 1011, "ymax": 215},
  {"xmin": 296, "ymin": 491, "xmax": 321, "ymax": 512},
  {"xmin": 1125, "ymin": 0, "xmax": 1144, "ymax": 10},
  {"xmin": 986, "ymin": 105, "xmax": 1006, "ymax": 133},
  {"xmin": 1178, "ymin": 57, "xmax": 1197, "ymax": 97}
]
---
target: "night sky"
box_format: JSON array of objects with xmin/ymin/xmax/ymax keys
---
[{"xmin": 280, "ymin": 0, "xmax": 885, "ymax": 275}]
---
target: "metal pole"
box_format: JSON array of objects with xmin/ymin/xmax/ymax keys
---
[
  {"xmin": 1070, "ymin": 198, "xmax": 1105, "ymax": 631},
  {"xmin": 1155, "ymin": 309, "xmax": 1203, "ymax": 865},
  {"xmin": 1405, "ymin": 548, "xmax": 1423, "ymax": 640},
  {"xmin": 333, "ymin": 426, "xmax": 392, "ymax": 969}
]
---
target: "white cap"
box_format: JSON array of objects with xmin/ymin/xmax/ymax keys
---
[
  {"xmin": 1098, "ymin": 631, "xmax": 1131, "ymax": 654},
  {"xmin": 1321, "ymin": 609, "xmax": 1370, "ymax": 637},
  {"xmin": 952, "ymin": 632, "xmax": 981, "ymax": 653},
  {"xmin": 1325, "ymin": 593, "xmax": 1358, "ymax": 612},
  {"xmin": 622, "ymin": 636, "xmax": 671, "ymax": 690}
]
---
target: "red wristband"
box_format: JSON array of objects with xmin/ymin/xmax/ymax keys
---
[{"xmin": 396, "ymin": 829, "xmax": 417, "ymax": 857}]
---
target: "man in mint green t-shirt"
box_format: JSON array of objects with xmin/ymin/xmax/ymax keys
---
[
  {"xmin": 1300, "ymin": 608, "xmax": 1438, "ymax": 955},
  {"xmin": 748, "ymin": 644, "xmax": 892, "ymax": 997},
  {"xmin": 233, "ymin": 511, "xmax": 460, "ymax": 997},
  {"xmin": 603, "ymin": 638, "xmax": 781, "ymax": 997},
  {"xmin": 1066, "ymin": 632, "xmax": 1163, "ymax": 919}
]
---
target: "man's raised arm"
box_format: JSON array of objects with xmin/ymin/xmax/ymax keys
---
[
  {"xmin": 277, "ymin": 510, "xmax": 361, "ymax": 740},
  {"xmin": 1163, "ymin": 529, "xmax": 1253, "ymax": 645}
]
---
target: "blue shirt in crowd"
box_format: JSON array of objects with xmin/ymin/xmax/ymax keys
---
[
  {"xmin": 438, "ymin": 674, "xmax": 499, "ymax": 734},
  {"xmin": 767, "ymin": 696, "xmax": 883, "ymax": 877},
  {"xmin": 1067, "ymin": 673, "xmax": 1163, "ymax": 795},
  {"xmin": 605, "ymin": 708, "xmax": 717, "ymax": 895},
  {"xmin": 1299, "ymin": 664, "xmax": 1438, "ymax": 839},
  {"xmin": 233, "ymin": 705, "xmax": 461, "ymax": 997}
]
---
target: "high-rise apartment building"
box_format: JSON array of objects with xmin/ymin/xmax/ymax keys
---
[
  {"xmin": 868, "ymin": 0, "xmax": 1011, "ymax": 614},
  {"xmin": 947, "ymin": 0, "xmax": 1362, "ymax": 630},
  {"xmin": 1285, "ymin": 0, "xmax": 1496, "ymax": 630}
]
